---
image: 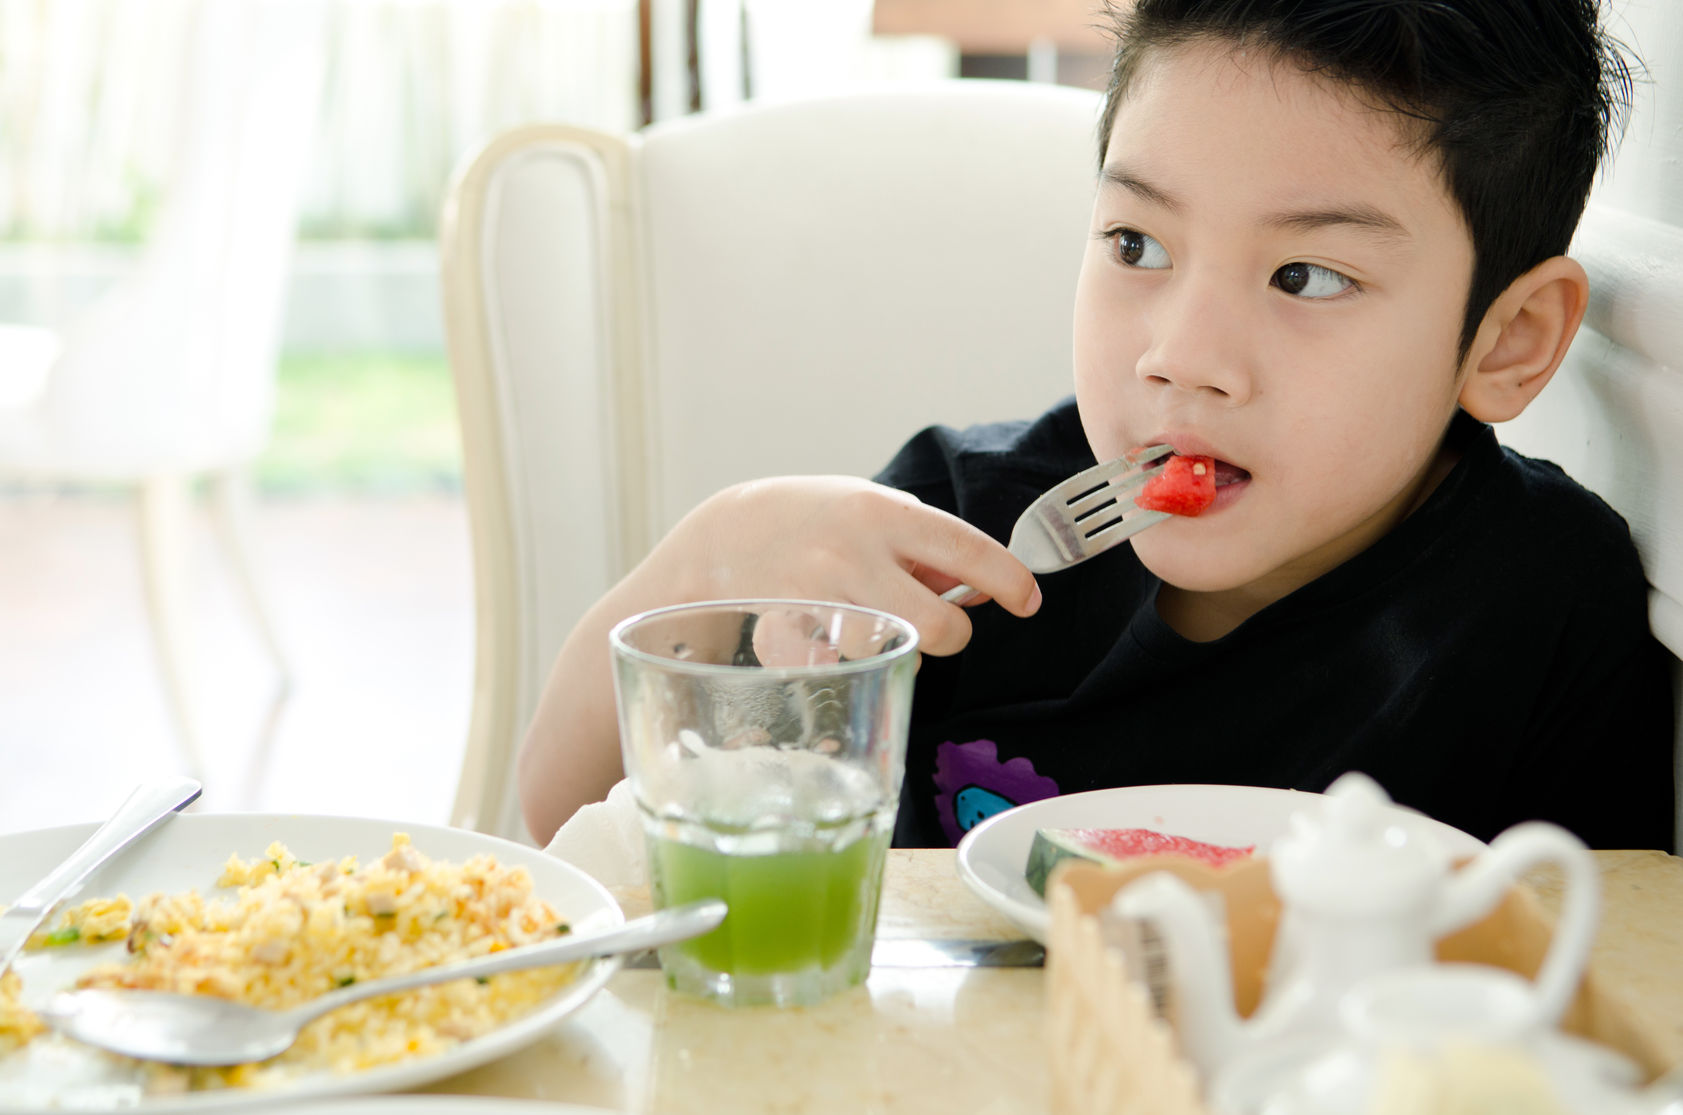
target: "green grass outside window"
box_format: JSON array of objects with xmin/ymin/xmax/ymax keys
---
[{"xmin": 258, "ymin": 352, "xmax": 461, "ymax": 495}]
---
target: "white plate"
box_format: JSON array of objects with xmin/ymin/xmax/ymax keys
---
[
  {"xmin": 955, "ymin": 784, "xmax": 1487, "ymax": 941},
  {"xmin": 0, "ymin": 814, "xmax": 624, "ymax": 1115}
]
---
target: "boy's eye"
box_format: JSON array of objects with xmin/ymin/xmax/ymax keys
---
[
  {"xmin": 1109, "ymin": 228, "xmax": 1171, "ymax": 270},
  {"xmin": 1271, "ymin": 262, "xmax": 1353, "ymax": 299}
]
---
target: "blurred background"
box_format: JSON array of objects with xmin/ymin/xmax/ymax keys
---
[{"xmin": 0, "ymin": 0, "xmax": 1116, "ymax": 833}]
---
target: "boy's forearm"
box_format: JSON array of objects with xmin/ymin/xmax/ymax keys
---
[
  {"xmin": 517, "ymin": 580, "xmax": 660, "ymax": 846},
  {"xmin": 517, "ymin": 494, "xmax": 740, "ymax": 844}
]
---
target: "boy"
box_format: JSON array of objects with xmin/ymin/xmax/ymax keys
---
[{"xmin": 521, "ymin": 0, "xmax": 1675, "ymax": 851}]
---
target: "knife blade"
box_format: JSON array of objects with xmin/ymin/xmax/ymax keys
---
[
  {"xmin": 0, "ymin": 777, "xmax": 202, "ymax": 976},
  {"xmin": 622, "ymin": 936, "xmax": 1045, "ymax": 970}
]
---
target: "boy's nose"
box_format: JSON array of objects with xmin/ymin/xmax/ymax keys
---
[{"xmin": 1133, "ymin": 282, "xmax": 1254, "ymax": 404}]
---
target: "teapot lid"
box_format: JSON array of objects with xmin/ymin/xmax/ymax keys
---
[{"xmin": 1270, "ymin": 772, "xmax": 1449, "ymax": 913}]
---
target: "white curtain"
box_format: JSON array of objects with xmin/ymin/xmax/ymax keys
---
[{"xmin": 0, "ymin": 0, "xmax": 640, "ymax": 242}]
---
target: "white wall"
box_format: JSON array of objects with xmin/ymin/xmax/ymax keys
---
[{"xmin": 1597, "ymin": 0, "xmax": 1683, "ymax": 223}]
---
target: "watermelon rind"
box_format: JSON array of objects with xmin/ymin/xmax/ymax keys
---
[
  {"xmin": 1025, "ymin": 828, "xmax": 1124, "ymax": 897},
  {"xmin": 1024, "ymin": 827, "xmax": 1255, "ymax": 897}
]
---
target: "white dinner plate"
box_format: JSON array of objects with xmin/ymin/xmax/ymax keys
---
[
  {"xmin": 0, "ymin": 814, "xmax": 624, "ymax": 1115},
  {"xmin": 955, "ymin": 784, "xmax": 1487, "ymax": 941}
]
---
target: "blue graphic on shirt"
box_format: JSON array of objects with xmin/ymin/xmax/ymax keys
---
[
  {"xmin": 953, "ymin": 786, "xmax": 1017, "ymax": 833},
  {"xmin": 931, "ymin": 739, "xmax": 1061, "ymax": 845}
]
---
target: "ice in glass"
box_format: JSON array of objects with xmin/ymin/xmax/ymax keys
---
[{"xmin": 611, "ymin": 600, "xmax": 917, "ymax": 1007}]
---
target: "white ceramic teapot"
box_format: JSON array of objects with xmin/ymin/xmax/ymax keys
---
[{"xmin": 1110, "ymin": 772, "xmax": 1601, "ymax": 1082}]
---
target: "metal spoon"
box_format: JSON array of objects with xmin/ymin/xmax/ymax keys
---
[{"xmin": 39, "ymin": 897, "xmax": 726, "ymax": 1066}]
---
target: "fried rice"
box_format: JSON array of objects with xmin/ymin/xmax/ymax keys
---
[{"xmin": 0, "ymin": 834, "xmax": 577, "ymax": 1091}]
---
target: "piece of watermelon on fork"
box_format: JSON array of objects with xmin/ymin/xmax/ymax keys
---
[{"xmin": 1134, "ymin": 454, "xmax": 1217, "ymax": 516}]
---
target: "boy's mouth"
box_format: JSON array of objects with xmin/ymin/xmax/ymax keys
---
[
  {"xmin": 1156, "ymin": 449, "xmax": 1250, "ymax": 487},
  {"xmin": 1210, "ymin": 459, "xmax": 1251, "ymax": 487}
]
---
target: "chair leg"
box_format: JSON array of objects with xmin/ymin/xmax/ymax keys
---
[
  {"xmin": 138, "ymin": 473, "xmax": 206, "ymax": 780},
  {"xmin": 207, "ymin": 467, "xmax": 293, "ymax": 692}
]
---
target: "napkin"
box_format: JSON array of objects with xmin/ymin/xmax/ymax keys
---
[{"xmin": 544, "ymin": 778, "xmax": 648, "ymax": 890}]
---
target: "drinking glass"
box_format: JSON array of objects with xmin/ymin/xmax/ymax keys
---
[{"xmin": 610, "ymin": 599, "xmax": 918, "ymax": 1007}]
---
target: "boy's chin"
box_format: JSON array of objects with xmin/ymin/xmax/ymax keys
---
[{"xmin": 1131, "ymin": 533, "xmax": 1256, "ymax": 594}]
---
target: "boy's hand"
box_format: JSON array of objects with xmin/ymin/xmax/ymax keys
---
[
  {"xmin": 519, "ymin": 473, "xmax": 1038, "ymax": 843},
  {"xmin": 645, "ymin": 476, "xmax": 1041, "ymax": 656}
]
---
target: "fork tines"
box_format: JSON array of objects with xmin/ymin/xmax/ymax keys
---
[
  {"xmin": 1066, "ymin": 461, "xmax": 1166, "ymax": 542},
  {"xmin": 940, "ymin": 443, "xmax": 1176, "ymax": 604},
  {"xmin": 1013, "ymin": 444, "xmax": 1174, "ymax": 571}
]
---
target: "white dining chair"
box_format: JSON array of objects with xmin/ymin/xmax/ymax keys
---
[
  {"xmin": 0, "ymin": 0, "xmax": 328, "ymax": 777},
  {"xmin": 439, "ymin": 80, "xmax": 1106, "ymax": 841}
]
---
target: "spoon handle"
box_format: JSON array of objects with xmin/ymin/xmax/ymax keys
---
[{"xmin": 285, "ymin": 898, "xmax": 727, "ymax": 1023}]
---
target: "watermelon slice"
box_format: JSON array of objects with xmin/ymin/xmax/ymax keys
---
[
  {"xmin": 1025, "ymin": 827, "xmax": 1255, "ymax": 897},
  {"xmin": 1135, "ymin": 454, "xmax": 1217, "ymax": 516}
]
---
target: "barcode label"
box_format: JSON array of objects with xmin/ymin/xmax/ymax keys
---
[{"xmin": 1099, "ymin": 887, "xmax": 1228, "ymax": 1028}]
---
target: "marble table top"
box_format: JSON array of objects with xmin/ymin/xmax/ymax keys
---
[{"xmin": 414, "ymin": 848, "xmax": 1683, "ymax": 1114}]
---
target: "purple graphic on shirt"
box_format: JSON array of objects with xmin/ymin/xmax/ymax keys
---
[{"xmin": 931, "ymin": 739, "xmax": 1061, "ymax": 846}]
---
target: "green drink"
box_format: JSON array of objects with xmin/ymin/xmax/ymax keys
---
[
  {"xmin": 611, "ymin": 600, "xmax": 918, "ymax": 1008},
  {"xmin": 648, "ymin": 814, "xmax": 892, "ymax": 998}
]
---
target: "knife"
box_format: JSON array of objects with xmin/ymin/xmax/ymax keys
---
[
  {"xmin": 0, "ymin": 777, "xmax": 203, "ymax": 976},
  {"xmin": 623, "ymin": 936, "xmax": 1045, "ymax": 970}
]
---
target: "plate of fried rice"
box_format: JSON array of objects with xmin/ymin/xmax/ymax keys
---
[{"xmin": 0, "ymin": 814, "xmax": 624, "ymax": 1113}]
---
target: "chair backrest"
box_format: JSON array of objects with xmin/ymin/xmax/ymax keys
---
[
  {"xmin": 1498, "ymin": 204, "xmax": 1683, "ymax": 848},
  {"xmin": 0, "ymin": 0, "xmax": 326, "ymax": 478},
  {"xmin": 441, "ymin": 80, "xmax": 1105, "ymax": 839}
]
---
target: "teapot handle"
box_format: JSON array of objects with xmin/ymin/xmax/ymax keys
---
[{"xmin": 1429, "ymin": 821, "xmax": 1600, "ymax": 1025}]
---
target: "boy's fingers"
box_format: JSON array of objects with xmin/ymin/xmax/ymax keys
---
[
  {"xmin": 751, "ymin": 607, "xmax": 843, "ymax": 668},
  {"xmin": 877, "ymin": 569, "xmax": 975, "ymax": 657},
  {"xmin": 895, "ymin": 514, "xmax": 1042, "ymax": 619},
  {"xmin": 756, "ymin": 599, "xmax": 944, "ymax": 664}
]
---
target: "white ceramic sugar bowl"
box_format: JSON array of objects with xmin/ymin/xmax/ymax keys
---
[{"xmin": 1210, "ymin": 962, "xmax": 1658, "ymax": 1115}]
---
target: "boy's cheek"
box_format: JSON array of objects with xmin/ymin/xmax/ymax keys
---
[
  {"xmin": 1071, "ymin": 392, "xmax": 1137, "ymax": 466},
  {"xmin": 1071, "ymin": 325, "xmax": 1149, "ymax": 460}
]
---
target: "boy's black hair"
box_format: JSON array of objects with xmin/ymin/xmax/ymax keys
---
[{"xmin": 1098, "ymin": 0, "xmax": 1635, "ymax": 358}]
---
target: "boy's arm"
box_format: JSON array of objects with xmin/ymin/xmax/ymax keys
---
[{"xmin": 517, "ymin": 474, "xmax": 1041, "ymax": 845}]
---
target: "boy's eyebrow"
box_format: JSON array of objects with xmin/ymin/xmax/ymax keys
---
[
  {"xmin": 1261, "ymin": 203, "xmax": 1410, "ymax": 241},
  {"xmin": 1100, "ymin": 164, "xmax": 1411, "ymax": 242},
  {"xmin": 1099, "ymin": 166, "xmax": 1182, "ymax": 212}
]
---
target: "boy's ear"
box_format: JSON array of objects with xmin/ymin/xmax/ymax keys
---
[{"xmin": 1458, "ymin": 255, "xmax": 1590, "ymax": 423}]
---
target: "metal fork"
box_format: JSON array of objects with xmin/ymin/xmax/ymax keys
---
[{"xmin": 942, "ymin": 443, "xmax": 1173, "ymax": 605}]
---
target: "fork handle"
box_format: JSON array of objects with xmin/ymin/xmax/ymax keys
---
[
  {"xmin": 10, "ymin": 779, "xmax": 202, "ymax": 916},
  {"xmin": 941, "ymin": 584, "xmax": 982, "ymax": 606}
]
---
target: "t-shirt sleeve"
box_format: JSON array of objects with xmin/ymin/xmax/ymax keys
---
[
  {"xmin": 871, "ymin": 397, "xmax": 1090, "ymax": 539},
  {"xmin": 1516, "ymin": 594, "xmax": 1676, "ymax": 851},
  {"xmin": 872, "ymin": 424, "xmax": 969, "ymax": 517},
  {"xmin": 1497, "ymin": 468, "xmax": 1677, "ymax": 850}
]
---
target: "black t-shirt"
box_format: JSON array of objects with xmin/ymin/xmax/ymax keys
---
[{"xmin": 875, "ymin": 397, "xmax": 1675, "ymax": 851}]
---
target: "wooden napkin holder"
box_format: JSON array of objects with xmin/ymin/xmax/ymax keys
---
[{"xmin": 1045, "ymin": 855, "xmax": 1662, "ymax": 1115}]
